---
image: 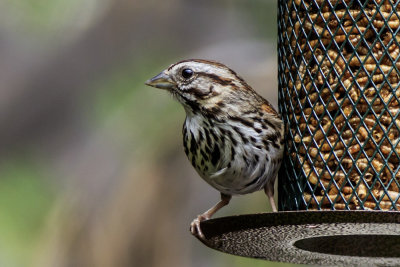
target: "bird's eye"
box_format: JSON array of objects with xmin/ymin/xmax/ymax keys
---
[{"xmin": 181, "ymin": 68, "xmax": 194, "ymax": 79}]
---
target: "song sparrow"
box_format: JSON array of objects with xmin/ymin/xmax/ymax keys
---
[{"xmin": 145, "ymin": 59, "xmax": 284, "ymax": 238}]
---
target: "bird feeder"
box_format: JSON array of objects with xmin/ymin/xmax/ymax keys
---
[{"xmin": 197, "ymin": 0, "xmax": 400, "ymax": 265}]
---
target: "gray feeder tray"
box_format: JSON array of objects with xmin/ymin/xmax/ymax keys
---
[{"xmin": 197, "ymin": 211, "xmax": 400, "ymax": 266}]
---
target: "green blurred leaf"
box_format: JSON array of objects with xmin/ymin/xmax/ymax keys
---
[
  {"xmin": 2, "ymin": 0, "xmax": 101, "ymax": 35},
  {"xmin": 0, "ymin": 157, "xmax": 54, "ymax": 266}
]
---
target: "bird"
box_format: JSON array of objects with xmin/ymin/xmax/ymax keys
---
[{"xmin": 145, "ymin": 59, "xmax": 284, "ymax": 238}]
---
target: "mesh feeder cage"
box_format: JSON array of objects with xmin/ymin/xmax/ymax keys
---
[
  {"xmin": 196, "ymin": 0, "xmax": 400, "ymax": 265},
  {"xmin": 278, "ymin": 0, "xmax": 400, "ymax": 212}
]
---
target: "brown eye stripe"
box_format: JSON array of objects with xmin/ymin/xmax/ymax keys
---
[{"xmin": 196, "ymin": 72, "xmax": 236, "ymax": 87}]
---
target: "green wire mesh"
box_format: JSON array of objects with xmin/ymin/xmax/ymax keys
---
[{"xmin": 278, "ymin": 0, "xmax": 400, "ymax": 211}]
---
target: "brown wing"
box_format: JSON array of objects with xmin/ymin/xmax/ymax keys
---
[{"xmin": 261, "ymin": 101, "xmax": 279, "ymax": 116}]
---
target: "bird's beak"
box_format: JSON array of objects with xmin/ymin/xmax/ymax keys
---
[{"xmin": 145, "ymin": 71, "xmax": 175, "ymax": 90}]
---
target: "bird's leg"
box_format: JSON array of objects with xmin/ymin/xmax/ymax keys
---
[
  {"xmin": 190, "ymin": 193, "xmax": 231, "ymax": 239},
  {"xmin": 264, "ymin": 179, "xmax": 277, "ymax": 212}
]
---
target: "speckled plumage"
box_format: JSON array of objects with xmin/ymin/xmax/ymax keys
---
[{"xmin": 146, "ymin": 59, "xmax": 284, "ymax": 238}]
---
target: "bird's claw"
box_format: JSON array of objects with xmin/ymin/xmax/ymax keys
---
[{"xmin": 190, "ymin": 214, "xmax": 209, "ymax": 239}]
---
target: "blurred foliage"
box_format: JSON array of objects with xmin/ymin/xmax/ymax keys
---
[
  {"xmin": 90, "ymin": 55, "xmax": 184, "ymax": 158},
  {"xmin": 1, "ymin": 0, "xmax": 104, "ymax": 38},
  {"xmin": 0, "ymin": 156, "xmax": 53, "ymax": 267},
  {"xmin": 239, "ymin": 0, "xmax": 278, "ymax": 39}
]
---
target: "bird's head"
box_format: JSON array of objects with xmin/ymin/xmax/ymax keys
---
[{"xmin": 145, "ymin": 59, "xmax": 255, "ymax": 116}]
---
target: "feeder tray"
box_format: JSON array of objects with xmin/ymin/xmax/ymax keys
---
[{"xmin": 197, "ymin": 211, "xmax": 400, "ymax": 266}]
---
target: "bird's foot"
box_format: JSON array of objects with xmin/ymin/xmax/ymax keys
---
[{"xmin": 190, "ymin": 214, "xmax": 210, "ymax": 239}]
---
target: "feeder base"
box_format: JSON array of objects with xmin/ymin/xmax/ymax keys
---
[{"xmin": 198, "ymin": 211, "xmax": 400, "ymax": 266}]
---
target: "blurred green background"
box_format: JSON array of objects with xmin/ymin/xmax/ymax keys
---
[{"xmin": 0, "ymin": 0, "xmax": 306, "ymax": 266}]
